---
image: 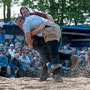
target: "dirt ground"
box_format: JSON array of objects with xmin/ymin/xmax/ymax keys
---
[{"xmin": 0, "ymin": 76, "xmax": 90, "ymax": 90}]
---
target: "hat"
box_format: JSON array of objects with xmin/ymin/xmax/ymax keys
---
[
  {"xmin": 81, "ymin": 50, "xmax": 85, "ymax": 54},
  {"xmin": 10, "ymin": 44, "xmax": 14, "ymax": 47}
]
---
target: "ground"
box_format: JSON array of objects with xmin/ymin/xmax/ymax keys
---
[{"xmin": 0, "ymin": 77, "xmax": 90, "ymax": 90}]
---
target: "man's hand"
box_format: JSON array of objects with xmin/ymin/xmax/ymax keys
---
[
  {"xmin": 31, "ymin": 24, "xmax": 45, "ymax": 36},
  {"xmin": 29, "ymin": 44, "xmax": 33, "ymax": 49}
]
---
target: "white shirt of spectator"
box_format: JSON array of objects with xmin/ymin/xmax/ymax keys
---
[{"xmin": 8, "ymin": 49, "xmax": 15, "ymax": 57}]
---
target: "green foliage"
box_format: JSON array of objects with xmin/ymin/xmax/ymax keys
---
[{"xmin": 0, "ymin": 0, "xmax": 89, "ymax": 25}]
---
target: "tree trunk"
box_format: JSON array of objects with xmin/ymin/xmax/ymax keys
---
[
  {"xmin": 3, "ymin": 0, "xmax": 6, "ymax": 22},
  {"xmin": 6, "ymin": 0, "xmax": 11, "ymax": 22}
]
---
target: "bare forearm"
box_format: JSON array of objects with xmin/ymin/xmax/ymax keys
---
[
  {"xmin": 31, "ymin": 24, "xmax": 45, "ymax": 36},
  {"xmin": 25, "ymin": 32, "xmax": 33, "ymax": 49}
]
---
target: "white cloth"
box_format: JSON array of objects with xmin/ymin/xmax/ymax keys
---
[
  {"xmin": 23, "ymin": 15, "xmax": 48, "ymax": 37},
  {"xmin": 8, "ymin": 49, "xmax": 15, "ymax": 57},
  {"xmin": 19, "ymin": 56, "xmax": 30, "ymax": 64}
]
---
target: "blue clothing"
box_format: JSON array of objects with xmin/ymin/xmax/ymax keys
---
[
  {"xmin": 9, "ymin": 58, "xmax": 19, "ymax": 68},
  {"xmin": 29, "ymin": 55, "xmax": 34, "ymax": 61},
  {"xmin": 0, "ymin": 56, "xmax": 8, "ymax": 67}
]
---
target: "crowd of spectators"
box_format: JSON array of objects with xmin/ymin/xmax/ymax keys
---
[
  {"xmin": 61, "ymin": 44, "xmax": 90, "ymax": 70},
  {"xmin": 0, "ymin": 38, "xmax": 44, "ymax": 78},
  {"xmin": 0, "ymin": 39, "xmax": 90, "ymax": 78}
]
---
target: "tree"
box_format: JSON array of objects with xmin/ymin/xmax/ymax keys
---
[
  {"xmin": 0, "ymin": 0, "xmax": 12, "ymax": 22},
  {"xmin": 21, "ymin": 0, "xmax": 90, "ymax": 25}
]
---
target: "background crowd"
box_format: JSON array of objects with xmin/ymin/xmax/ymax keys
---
[{"xmin": 0, "ymin": 38, "xmax": 90, "ymax": 78}]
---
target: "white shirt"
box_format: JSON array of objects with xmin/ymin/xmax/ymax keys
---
[
  {"xmin": 19, "ymin": 56, "xmax": 30, "ymax": 64},
  {"xmin": 23, "ymin": 15, "xmax": 48, "ymax": 37},
  {"xmin": 8, "ymin": 49, "xmax": 15, "ymax": 57}
]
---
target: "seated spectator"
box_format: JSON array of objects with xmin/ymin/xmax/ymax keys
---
[
  {"xmin": 0, "ymin": 44, "xmax": 4, "ymax": 53},
  {"xmin": 0, "ymin": 52, "xmax": 11, "ymax": 77},
  {"xmin": 3, "ymin": 42, "xmax": 9, "ymax": 50},
  {"xmin": 71, "ymin": 47, "xmax": 77, "ymax": 55},
  {"xmin": 8, "ymin": 44, "xmax": 15, "ymax": 58},
  {"xmin": 87, "ymin": 51, "xmax": 90, "ymax": 69},
  {"xmin": 5, "ymin": 51, "xmax": 11, "ymax": 64},
  {"xmin": 25, "ymin": 51, "xmax": 34, "ymax": 62},
  {"xmin": 19, "ymin": 51, "xmax": 31, "ymax": 69},
  {"xmin": 30, "ymin": 56, "xmax": 44, "ymax": 77},
  {"xmin": 79, "ymin": 50, "xmax": 87, "ymax": 68},
  {"xmin": 14, "ymin": 39, "xmax": 20, "ymax": 48},
  {"xmin": 9, "ymin": 53, "xmax": 20, "ymax": 77},
  {"xmin": 19, "ymin": 51, "xmax": 33, "ymax": 77}
]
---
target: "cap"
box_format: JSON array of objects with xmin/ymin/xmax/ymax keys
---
[{"xmin": 10, "ymin": 44, "xmax": 14, "ymax": 47}]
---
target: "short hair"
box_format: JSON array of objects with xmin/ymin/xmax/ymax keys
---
[
  {"xmin": 15, "ymin": 16, "xmax": 25, "ymax": 23},
  {"xmin": 20, "ymin": 6, "xmax": 30, "ymax": 15}
]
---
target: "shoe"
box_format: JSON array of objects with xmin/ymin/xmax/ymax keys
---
[
  {"xmin": 70, "ymin": 55, "xmax": 80, "ymax": 71},
  {"xmin": 39, "ymin": 64, "xmax": 48, "ymax": 81},
  {"xmin": 47, "ymin": 63, "xmax": 62, "ymax": 74}
]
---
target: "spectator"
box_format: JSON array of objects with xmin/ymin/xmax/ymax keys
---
[
  {"xmin": 0, "ymin": 52, "xmax": 11, "ymax": 77},
  {"xmin": 79, "ymin": 50, "xmax": 87, "ymax": 68},
  {"xmin": 0, "ymin": 44, "xmax": 4, "ymax": 53},
  {"xmin": 88, "ymin": 47, "xmax": 90, "ymax": 51},
  {"xmin": 5, "ymin": 51, "xmax": 11, "ymax": 64},
  {"xmin": 25, "ymin": 51, "xmax": 34, "ymax": 62},
  {"xmin": 14, "ymin": 39, "xmax": 20, "ymax": 48},
  {"xmin": 71, "ymin": 48, "xmax": 77, "ymax": 55},
  {"xmin": 9, "ymin": 53, "xmax": 20, "ymax": 77},
  {"xmin": 3, "ymin": 42, "xmax": 9, "ymax": 50},
  {"xmin": 19, "ymin": 51, "xmax": 33, "ymax": 77},
  {"xmin": 19, "ymin": 51, "xmax": 31, "ymax": 69},
  {"xmin": 87, "ymin": 51, "xmax": 90, "ymax": 69},
  {"xmin": 8, "ymin": 44, "xmax": 15, "ymax": 58}
]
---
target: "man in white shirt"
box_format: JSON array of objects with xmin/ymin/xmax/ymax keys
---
[
  {"xmin": 8, "ymin": 44, "xmax": 15, "ymax": 58},
  {"xmin": 19, "ymin": 51, "xmax": 30, "ymax": 69}
]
